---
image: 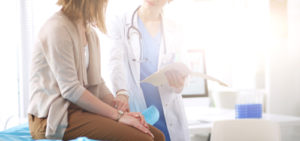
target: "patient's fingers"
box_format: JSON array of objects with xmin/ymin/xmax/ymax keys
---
[
  {"xmin": 139, "ymin": 113, "xmax": 148, "ymax": 128},
  {"xmin": 120, "ymin": 102, "xmax": 129, "ymax": 112},
  {"xmin": 117, "ymin": 100, "xmax": 123, "ymax": 110},
  {"xmin": 134, "ymin": 123, "xmax": 154, "ymax": 138},
  {"xmin": 118, "ymin": 114, "xmax": 153, "ymax": 138},
  {"xmin": 127, "ymin": 112, "xmax": 148, "ymax": 128},
  {"xmin": 113, "ymin": 97, "xmax": 129, "ymax": 112}
]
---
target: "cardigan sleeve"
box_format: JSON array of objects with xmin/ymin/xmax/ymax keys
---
[
  {"xmin": 40, "ymin": 23, "xmax": 85, "ymax": 103},
  {"xmin": 98, "ymin": 77, "xmax": 113, "ymax": 98}
]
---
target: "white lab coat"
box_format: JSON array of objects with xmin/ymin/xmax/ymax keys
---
[{"xmin": 106, "ymin": 6, "xmax": 190, "ymax": 141}]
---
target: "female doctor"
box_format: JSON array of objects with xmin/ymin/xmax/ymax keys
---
[{"xmin": 107, "ymin": 0, "xmax": 190, "ymax": 141}]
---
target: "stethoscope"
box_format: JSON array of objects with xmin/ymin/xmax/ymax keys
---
[{"xmin": 127, "ymin": 6, "xmax": 167, "ymax": 63}]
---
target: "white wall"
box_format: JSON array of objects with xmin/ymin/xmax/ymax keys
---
[{"xmin": 266, "ymin": 0, "xmax": 300, "ymax": 117}]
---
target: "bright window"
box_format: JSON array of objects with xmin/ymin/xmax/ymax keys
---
[
  {"xmin": 0, "ymin": 0, "xmax": 21, "ymax": 130},
  {"xmin": 0, "ymin": 0, "xmax": 59, "ymax": 130}
]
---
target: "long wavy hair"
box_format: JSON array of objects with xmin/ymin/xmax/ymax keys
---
[{"xmin": 57, "ymin": 0, "xmax": 108, "ymax": 33}]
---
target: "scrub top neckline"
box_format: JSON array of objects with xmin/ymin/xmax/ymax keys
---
[{"xmin": 137, "ymin": 16, "xmax": 161, "ymax": 41}]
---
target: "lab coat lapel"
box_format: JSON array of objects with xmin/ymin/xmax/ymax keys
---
[
  {"xmin": 158, "ymin": 16, "xmax": 176, "ymax": 69},
  {"xmin": 157, "ymin": 17, "xmax": 190, "ymax": 141}
]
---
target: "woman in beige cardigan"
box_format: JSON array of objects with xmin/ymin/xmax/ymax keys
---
[{"xmin": 27, "ymin": 0, "xmax": 164, "ymax": 140}]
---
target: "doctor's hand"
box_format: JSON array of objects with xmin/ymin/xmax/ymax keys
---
[
  {"xmin": 118, "ymin": 112, "xmax": 154, "ymax": 138},
  {"xmin": 113, "ymin": 94, "xmax": 130, "ymax": 112},
  {"xmin": 165, "ymin": 69, "xmax": 188, "ymax": 93}
]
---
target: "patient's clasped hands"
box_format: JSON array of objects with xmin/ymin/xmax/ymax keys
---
[{"xmin": 113, "ymin": 94, "xmax": 154, "ymax": 138}]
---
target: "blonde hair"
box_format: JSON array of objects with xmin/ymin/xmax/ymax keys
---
[{"xmin": 57, "ymin": 0, "xmax": 108, "ymax": 33}]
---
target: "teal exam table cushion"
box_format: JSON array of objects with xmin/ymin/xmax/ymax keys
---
[{"xmin": 0, "ymin": 123, "xmax": 96, "ymax": 141}]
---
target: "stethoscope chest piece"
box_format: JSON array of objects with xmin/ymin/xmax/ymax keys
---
[{"xmin": 132, "ymin": 58, "xmax": 148, "ymax": 63}]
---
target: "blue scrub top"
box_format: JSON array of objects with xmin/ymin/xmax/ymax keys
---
[{"xmin": 138, "ymin": 17, "xmax": 171, "ymax": 141}]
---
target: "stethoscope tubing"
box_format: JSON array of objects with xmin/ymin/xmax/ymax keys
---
[{"xmin": 127, "ymin": 6, "xmax": 167, "ymax": 63}]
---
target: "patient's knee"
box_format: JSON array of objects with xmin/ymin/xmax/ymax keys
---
[
  {"xmin": 145, "ymin": 125, "xmax": 165, "ymax": 141},
  {"xmin": 154, "ymin": 129, "xmax": 165, "ymax": 141}
]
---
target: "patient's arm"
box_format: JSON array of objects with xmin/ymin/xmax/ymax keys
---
[
  {"xmin": 76, "ymin": 90, "xmax": 119, "ymax": 120},
  {"xmin": 101, "ymin": 94, "xmax": 115, "ymax": 107}
]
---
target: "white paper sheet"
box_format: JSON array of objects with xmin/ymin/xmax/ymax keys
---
[{"xmin": 141, "ymin": 62, "xmax": 229, "ymax": 87}]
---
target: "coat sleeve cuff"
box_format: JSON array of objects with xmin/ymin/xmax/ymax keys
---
[{"xmin": 64, "ymin": 86, "xmax": 86, "ymax": 103}]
